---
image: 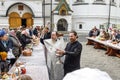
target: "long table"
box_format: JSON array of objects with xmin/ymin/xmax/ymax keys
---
[
  {"xmin": 86, "ymin": 37, "xmax": 120, "ymax": 58},
  {"xmin": 8, "ymin": 43, "xmax": 49, "ymax": 80}
]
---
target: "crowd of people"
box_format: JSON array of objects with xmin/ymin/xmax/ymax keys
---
[
  {"xmin": 0, "ymin": 25, "xmax": 82, "ymax": 80},
  {"xmin": 0, "ymin": 26, "xmax": 44, "ymax": 79},
  {"xmin": 88, "ymin": 26, "xmax": 120, "ymax": 41},
  {"xmin": 0, "ymin": 25, "xmax": 115, "ymax": 80}
]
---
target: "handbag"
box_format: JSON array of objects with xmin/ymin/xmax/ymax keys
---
[{"xmin": 7, "ymin": 49, "xmax": 15, "ymax": 59}]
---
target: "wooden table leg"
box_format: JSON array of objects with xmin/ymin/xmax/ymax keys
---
[
  {"xmin": 94, "ymin": 42, "xmax": 102, "ymax": 49},
  {"xmin": 105, "ymin": 47, "xmax": 111, "ymax": 55},
  {"xmin": 107, "ymin": 48, "xmax": 119, "ymax": 56},
  {"xmin": 116, "ymin": 53, "xmax": 120, "ymax": 58},
  {"xmin": 86, "ymin": 39, "xmax": 94, "ymax": 45}
]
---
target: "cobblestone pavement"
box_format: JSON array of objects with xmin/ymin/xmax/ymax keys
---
[{"xmin": 78, "ymin": 33, "xmax": 120, "ymax": 80}]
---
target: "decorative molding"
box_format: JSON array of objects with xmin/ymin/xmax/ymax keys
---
[
  {"xmin": 73, "ymin": 3, "xmax": 89, "ymax": 6},
  {"xmin": 93, "ymin": 1, "xmax": 106, "ymax": 5},
  {"xmin": 53, "ymin": 13, "xmax": 71, "ymax": 15}
]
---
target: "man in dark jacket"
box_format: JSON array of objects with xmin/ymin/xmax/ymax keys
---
[
  {"xmin": 56, "ymin": 31, "xmax": 82, "ymax": 76},
  {"xmin": 40, "ymin": 27, "xmax": 51, "ymax": 45},
  {"xmin": 33, "ymin": 26, "xmax": 39, "ymax": 37}
]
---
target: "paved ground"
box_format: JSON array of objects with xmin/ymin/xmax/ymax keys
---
[
  {"xmin": 79, "ymin": 33, "xmax": 120, "ymax": 80},
  {"xmin": 81, "ymin": 42, "xmax": 120, "ymax": 80}
]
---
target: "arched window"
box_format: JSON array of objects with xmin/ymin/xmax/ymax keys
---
[
  {"xmin": 57, "ymin": 19, "xmax": 68, "ymax": 31},
  {"xmin": 61, "ymin": 10, "xmax": 66, "ymax": 15}
]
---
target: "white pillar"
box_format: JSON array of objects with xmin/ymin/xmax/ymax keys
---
[
  {"xmin": 53, "ymin": 23, "xmax": 57, "ymax": 31},
  {"xmin": 68, "ymin": 23, "xmax": 72, "ymax": 31}
]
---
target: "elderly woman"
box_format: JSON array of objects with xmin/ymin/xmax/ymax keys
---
[
  {"xmin": 0, "ymin": 30, "xmax": 9, "ymax": 52},
  {"xmin": 7, "ymin": 30, "xmax": 22, "ymax": 66}
]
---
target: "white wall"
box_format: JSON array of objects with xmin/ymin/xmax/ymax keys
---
[
  {"xmin": 0, "ymin": 1, "xmax": 42, "ymax": 17},
  {"xmin": 72, "ymin": 0, "xmax": 120, "ymax": 33}
]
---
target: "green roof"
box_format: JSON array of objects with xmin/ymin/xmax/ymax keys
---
[{"xmin": 54, "ymin": 0, "xmax": 73, "ymax": 12}]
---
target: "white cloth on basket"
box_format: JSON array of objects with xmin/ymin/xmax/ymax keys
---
[{"xmin": 7, "ymin": 49, "xmax": 15, "ymax": 59}]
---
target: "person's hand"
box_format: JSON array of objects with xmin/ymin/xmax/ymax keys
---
[{"xmin": 56, "ymin": 49, "xmax": 65, "ymax": 56}]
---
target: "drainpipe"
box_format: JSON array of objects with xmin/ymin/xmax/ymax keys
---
[
  {"xmin": 43, "ymin": 0, "xmax": 45, "ymax": 27},
  {"xmin": 50, "ymin": 0, "xmax": 53, "ymax": 32},
  {"xmin": 107, "ymin": 0, "xmax": 111, "ymax": 32}
]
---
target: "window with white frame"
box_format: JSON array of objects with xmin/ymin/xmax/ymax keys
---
[
  {"xmin": 99, "ymin": 25, "xmax": 104, "ymax": 29},
  {"xmin": 79, "ymin": 24, "xmax": 82, "ymax": 29}
]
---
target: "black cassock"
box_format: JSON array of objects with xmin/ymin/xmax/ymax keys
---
[{"xmin": 64, "ymin": 41, "xmax": 82, "ymax": 76}]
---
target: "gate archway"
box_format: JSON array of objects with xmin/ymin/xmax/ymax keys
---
[
  {"xmin": 8, "ymin": 3, "xmax": 34, "ymax": 29},
  {"xmin": 57, "ymin": 19, "xmax": 68, "ymax": 31}
]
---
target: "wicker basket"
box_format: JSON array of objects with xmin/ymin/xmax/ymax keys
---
[
  {"xmin": 22, "ymin": 49, "xmax": 32, "ymax": 56},
  {"xmin": 33, "ymin": 38, "xmax": 40, "ymax": 46}
]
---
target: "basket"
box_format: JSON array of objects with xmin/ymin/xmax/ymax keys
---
[
  {"xmin": 33, "ymin": 38, "xmax": 40, "ymax": 46},
  {"xmin": 22, "ymin": 49, "xmax": 32, "ymax": 56}
]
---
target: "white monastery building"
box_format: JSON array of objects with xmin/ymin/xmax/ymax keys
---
[{"xmin": 0, "ymin": 0, "xmax": 120, "ymax": 33}]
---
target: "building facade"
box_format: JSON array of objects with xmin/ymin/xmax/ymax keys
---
[
  {"xmin": 0, "ymin": 0, "xmax": 120, "ymax": 33},
  {"xmin": 0, "ymin": 0, "xmax": 43, "ymax": 29}
]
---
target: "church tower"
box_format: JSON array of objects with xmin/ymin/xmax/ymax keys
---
[{"xmin": 52, "ymin": 0, "xmax": 73, "ymax": 32}]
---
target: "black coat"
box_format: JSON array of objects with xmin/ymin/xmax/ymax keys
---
[
  {"xmin": 33, "ymin": 28, "xmax": 38, "ymax": 37},
  {"xmin": 20, "ymin": 34, "xmax": 32, "ymax": 49},
  {"xmin": 40, "ymin": 32, "xmax": 51, "ymax": 45},
  {"xmin": 64, "ymin": 41, "xmax": 82, "ymax": 75},
  {"xmin": 0, "ymin": 41, "xmax": 8, "ymax": 52}
]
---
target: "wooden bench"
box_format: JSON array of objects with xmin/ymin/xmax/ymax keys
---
[{"xmin": 86, "ymin": 37, "xmax": 120, "ymax": 58}]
